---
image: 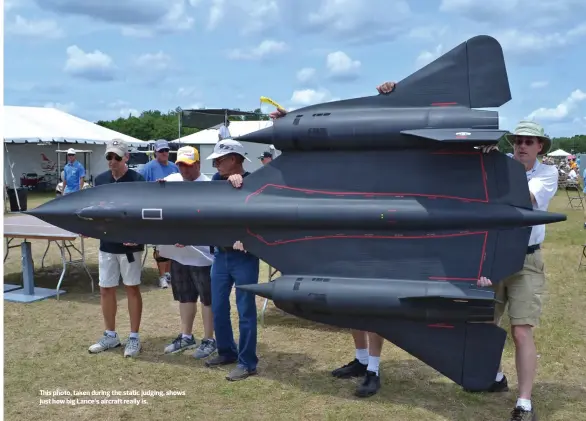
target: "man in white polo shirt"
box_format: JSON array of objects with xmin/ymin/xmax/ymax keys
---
[
  {"xmin": 157, "ymin": 146, "xmax": 217, "ymax": 360},
  {"xmin": 478, "ymin": 120, "xmax": 558, "ymax": 421}
]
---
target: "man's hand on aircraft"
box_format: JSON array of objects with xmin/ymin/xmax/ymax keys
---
[
  {"xmin": 233, "ymin": 240, "xmax": 247, "ymax": 252},
  {"xmin": 175, "ymin": 244, "xmax": 185, "ymax": 248},
  {"xmin": 479, "ymin": 145, "xmax": 499, "ymax": 154},
  {"xmin": 376, "ymin": 81, "xmax": 396, "ymax": 94},
  {"xmin": 123, "ymin": 243, "xmax": 138, "ymax": 246},
  {"xmin": 477, "ymin": 276, "xmax": 493, "ymax": 287},
  {"xmin": 227, "ymin": 174, "xmax": 243, "ymax": 188},
  {"xmin": 269, "ymin": 108, "xmax": 288, "ymax": 120}
]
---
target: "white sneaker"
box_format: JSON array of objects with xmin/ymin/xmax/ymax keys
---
[
  {"xmin": 124, "ymin": 337, "xmax": 141, "ymax": 358},
  {"xmin": 165, "ymin": 272, "xmax": 172, "ymax": 283},
  {"xmin": 159, "ymin": 276, "xmax": 169, "ymax": 289},
  {"xmin": 88, "ymin": 332, "xmax": 121, "ymax": 353}
]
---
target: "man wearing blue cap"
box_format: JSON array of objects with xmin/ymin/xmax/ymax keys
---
[{"xmin": 141, "ymin": 139, "xmax": 179, "ymax": 288}]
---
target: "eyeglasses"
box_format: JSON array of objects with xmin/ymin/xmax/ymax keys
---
[
  {"xmin": 106, "ymin": 154, "xmax": 123, "ymax": 161},
  {"xmin": 212, "ymin": 156, "xmax": 229, "ymax": 167},
  {"xmin": 67, "ymin": 154, "xmax": 75, "ymax": 157},
  {"xmin": 157, "ymin": 149, "xmax": 170, "ymax": 153},
  {"xmin": 513, "ymin": 138, "xmax": 536, "ymax": 146}
]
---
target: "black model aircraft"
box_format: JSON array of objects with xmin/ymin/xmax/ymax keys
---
[{"xmin": 27, "ymin": 35, "xmax": 566, "ymax": 392}]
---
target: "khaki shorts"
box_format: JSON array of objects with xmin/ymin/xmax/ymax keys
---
[{"xmin": 494, "ymin": 249, "xmax": 546, "ymax": 327}]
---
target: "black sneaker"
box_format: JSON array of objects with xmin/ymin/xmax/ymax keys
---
[
  {"xmin": 509, "ymin": 406, "xmax": 537, "ymax": 421},
  {"xmin": 205, "ymin": 354, "xmax": 237, "ymax": 367},
  {"xmin": 355, "ymin": 370, "xmax": 381, "ymax": 398},
  {"xmin": 464, "ymin": 375, "xmax": 509, "ymax": 393},
  {"xmin": 331, "ymin": 359, "xmax": 367, "ymax": 378}
]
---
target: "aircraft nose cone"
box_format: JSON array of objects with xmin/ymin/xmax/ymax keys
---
[{"xmin": 236, "ymin": 282, "xmax": 275, "ymax": 300}]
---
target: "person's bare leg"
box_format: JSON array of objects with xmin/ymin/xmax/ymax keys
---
[
  {"xmin": 351, "ymin": 329, "xmax": 368, "ymax": 349},
  {"xmin": 512, "ymin": 325, "xmax": 537, "ymax": 407},
  {"xmin": 180, "ymin": 302, "xmax": 197, "ymax": 335},
  {"xmin": 126, "ymin": 286, "xmax": 142, "ymax": 334},
  {"xmin": 101, "ymin": 287, "xmax": 117, "ymax": 331},
  {"xmin": 201, "ymin": 303, "xmax": 214, "ymax": 339}
]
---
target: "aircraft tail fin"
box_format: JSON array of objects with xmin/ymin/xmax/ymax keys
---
[
  {"xmin": 390, "ymin": 35, "xmax": 511, "ymax": 109},
  {"xmin": 281, "ymin": 305, "xmax": 505, "ymax": 391},
  {"xmin": 375, "ymin": 319, "xmax": 506, "ymax": 391},
  {"xmin": 296, "ymin": 35, "xmax": 511, "ymax": 112}
]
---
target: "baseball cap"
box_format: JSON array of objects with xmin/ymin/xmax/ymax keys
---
[
  {"xmin": 154, "ymin": 139, "xmax": 170, "ymax": 151},
  {"xmin": 176, "ymin": 146, "xmax": 200, "ymax": 165},
  {"xmin": 206, "ymin": 139, "xmax": 251, "ymax": 161},
  {"xmin": 67, "ymin": 148, "xmax": 76, "ymax": 155},
  {"xmin": 105, "ymin": 138, "xmax": 129, "ymax": 157},
  {"xmin": 258, "ymin": 151, "xmax": 272, "ymax": 159}
]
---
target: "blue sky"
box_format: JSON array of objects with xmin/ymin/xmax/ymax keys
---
[{"xmin": 3, "ymin": 0, "xmax": 586, "ymax": 137}]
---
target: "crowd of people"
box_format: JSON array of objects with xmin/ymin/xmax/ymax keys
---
[{"xmin": 58, "ymin": 81, "xmax": 580, "ymax": 421}]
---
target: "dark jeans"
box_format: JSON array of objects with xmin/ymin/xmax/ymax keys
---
[{"xmin": 211, "ymin": 249, "xmax": 260, "ymax": 370}]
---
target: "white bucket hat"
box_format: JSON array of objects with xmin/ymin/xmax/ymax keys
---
[{"xmin": 506, "ymin": 120, "xmax": 551, "ymax": 155}]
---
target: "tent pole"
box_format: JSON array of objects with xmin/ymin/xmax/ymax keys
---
[{"xmin": 3, "ymin": 142, "xmax": 21, "ymax": 211}]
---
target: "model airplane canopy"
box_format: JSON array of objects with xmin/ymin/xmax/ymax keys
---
[{"xmin": 28, "ymin": 35, "xmax": 566, "ymax": 392}]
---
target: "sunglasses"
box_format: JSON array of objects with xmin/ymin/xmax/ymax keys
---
[
  {"xmin": 157, "ymin": 149, "xmax": 170, "ymax": 153},
  {"xmin": 106, "ymin": 153, "xmax": 123, "ymax": 161},
  {"xmin": 67, "ymin": 154, "xmax": 75, "ymax": 157},
  {"xmin": 513, "ymin": 137, "xmax": 538, "ymax": 147}
]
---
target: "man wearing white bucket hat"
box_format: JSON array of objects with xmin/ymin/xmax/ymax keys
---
[{"xmin": 479, "ymin": 120, "xmax": 558, "ymax": 421}]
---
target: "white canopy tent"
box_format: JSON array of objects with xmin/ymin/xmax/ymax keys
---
[
  {"xmin": 547, "ymin": 149, "xmax": 571, "ymax": 157},
  {"xmin": 3, "ymin": 106, "xmax": 148, "ymax": 194},
  {"xmin": 174, "ymin": 120, "xmax": 277, "ymax": 175}
]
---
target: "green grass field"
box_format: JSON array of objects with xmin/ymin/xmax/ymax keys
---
[{"xmin": 3, "ymin": 191, "xmax": 586, "ymax": 421}]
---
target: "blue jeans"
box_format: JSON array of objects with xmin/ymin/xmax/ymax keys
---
[{"xmin": 211, "ymin": 250, "xmax": 260, "ymax": 370}]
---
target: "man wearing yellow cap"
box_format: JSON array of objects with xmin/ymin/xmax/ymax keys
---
[{"xmin": 157, "ymin": 146, "xmax": 217, "ymax": 360}]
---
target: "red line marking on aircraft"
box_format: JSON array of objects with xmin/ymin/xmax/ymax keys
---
[
  {"xmin": 428, "ymin": 323, "xmax": 455, "ymax": 329},
  {"xmin": 431, "ymin": 102, "xmax": 458, "ymax": 106},
  {"xmin": 246, "ymin": 229, "xmax": 488, "ymax": 283},
  {"xmin": 245, "ymin": 153, "xmax": 489, "ymax": 203}
]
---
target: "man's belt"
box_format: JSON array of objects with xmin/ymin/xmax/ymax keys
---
[{"xmin": 527, "ymin": 244, "xmax": 540, "ymax": 254}]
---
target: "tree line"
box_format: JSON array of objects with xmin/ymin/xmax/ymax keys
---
[
  {"xmin": 96, "ymin": 109, "xmax": 586, "ymax": 154},
  {"xmin": 96, "ymin": 108, "xmax": 268, "ymax": 142}
]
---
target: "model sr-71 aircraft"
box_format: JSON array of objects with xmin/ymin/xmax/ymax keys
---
[{"xmin": 28, "ymin": 35, "xmax": 566, "ymax": 392}]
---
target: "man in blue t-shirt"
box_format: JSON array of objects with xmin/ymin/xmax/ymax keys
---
[
  {"xmin": 62, "ymin": 148, "xmax": 86, "ymax": 194},
  {"xmin": 141, "ymin": 139, "xmax": 179, "ymax": 288},
  {"xmin": 202, "ymin": 139, "xmax": 259, "ymax": 381}
]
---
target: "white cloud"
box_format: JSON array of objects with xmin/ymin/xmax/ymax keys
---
[
  {"xmin": 326, "ymin": 51, "xmax": 361, "ymax": 81},
  {"xmin": 227, "ymin": 39, "xmax": 287, "ymax": 60},
  {"xmin": 527, "ymin": 89, "xmax": 586, "ymax": 121},
  {"xmin": 6, "ymin": 15, "xmax": 65, "ymax": 38},
  {"xmin": 407, "ymin": 25, "xmax": 449, "ymax": 42},
  {"xmin": 307, "ymin": 0, "xmax": 410, "ymax": 40},
  {"xmin": 297, "ymin": 67, "xmax": 316, "ymax": 83},
  {"xmin": 44, "ymin": 102, "xmax": 76, "ymax": 113},
  {"xmin": 119, "ymin": 108, "xmax": 140, "ymax": 117},
  {"xmin": 240, "ymin": 0, "xmax": 280, "ymax": 34},
  {"xmin": 207, "ymin": 0, "xmax": 226, "ymax": 30},
  {"xmin": 415, "ymin": 44, "xmax": 443, "ymax": 69},
  {"xmin": 64, "ymin": 45, "xmax": 116, "ymax": 81},
  {"xmin": 177, "ymin": 87, "xmax": 199, "ymax": 98},
  {"xmin": 134, "ymin": 51, "xmax": 171, "ymax": 71},
  {"xmin": 290, "ymin": 88, "xmax": 338, "ymax": 106},
  {"xmin": 530, "ymin": 81, "xmax": 549, "ymax": 89},
  {"xmin": 439, "ymin": 0, "xmax": 586, "ymax": 27}
]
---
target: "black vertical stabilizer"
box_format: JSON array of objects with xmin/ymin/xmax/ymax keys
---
[
  {"xmin": 288, "ymin": 35, "xmax": 511, "ymax": 113},
  {"xmin": 281, "ymin": 304, "xmax": 506, "ymax": 391}
]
